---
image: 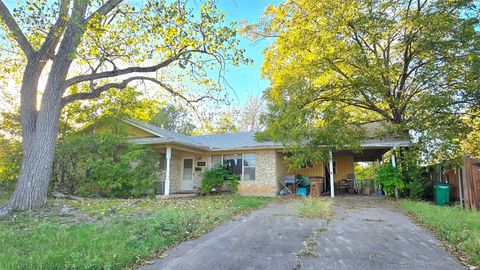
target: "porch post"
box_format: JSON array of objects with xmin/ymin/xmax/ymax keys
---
[
  {"xmin": 329, "ymin": 150, "xmax": 335, "ymax": 198},
  {"xmin": 165, "ymin": 147, "xmax": 172, "ymax": 196}
]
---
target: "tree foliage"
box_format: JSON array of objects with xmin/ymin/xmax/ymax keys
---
[
  {"xmin": 149, "ymin": 104, "xmax": 196, "ymax": 135},
  {"xmin": 0, "ymin": 136, "xmax": 21, "ymax": 191},
  {"xmin": 377, "ymin": 163, "xmax": 404, "ymax": 197},
  {"xmin": 247, "ymin": 0, "xmax": 480, "ymax": 165},
  {"xmin": 238, "ymin": 95, "xmax": 267, "ymax": 132},
  {"xmin": 354, "ymin": 163, "xmax": 376, "ymax": 180}
]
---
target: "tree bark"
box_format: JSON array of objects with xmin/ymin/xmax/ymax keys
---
[{"xmin": 1, "ymin": 89, "xmax": 63, "ymax": 212}]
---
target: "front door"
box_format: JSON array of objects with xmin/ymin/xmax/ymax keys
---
[{"xmin": 182, "ymin": 158, "xmax": 194, "ymax": 190}]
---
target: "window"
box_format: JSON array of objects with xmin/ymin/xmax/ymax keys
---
[
  {"xmin": 183, "ymin": 159, "xmax": 193, "ymax": 180},
  {"xmin": 223, "ymin": 154, "xmax": 242, "ymax": 175},
  {"xmin": 301, "ymin": 162, "xmax": 314, "ymax": 169},
  {"xmin": 327, "ymin": 161, "xmax": 336, "ymax": 174},
  {"xmin": 211, "ymin": 155, "xmax": 222, "ymax": 167},
  {"xmin": 243, "ymin": 154, "xmax": 256, "ymax": 181},
  {"xmin": 210, "ymin": 153, "xmax": 257, "ymax": 181}
]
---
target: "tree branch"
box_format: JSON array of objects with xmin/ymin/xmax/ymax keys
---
[
  {"xmin": 39, "ymin": 0, "xmax": 71, "ymax": 60},
  {"xmin": 84, "ymin": 0, "xmax": 123, "ymax": 23},
  {"xmin": 0, "ymin": 0, "xmax": 34, "ymax": 58},
  {"xmin": 63, "ymin": 49, "xmax": 212, "ymax": 88},
  {"xmin": 61, "ymin": 76, "xmax": 212, "ymax": 107}
]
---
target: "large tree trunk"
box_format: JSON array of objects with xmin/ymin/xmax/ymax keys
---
[
  {"xmin": 1, "ymin": 91, "xmax": 62, "ymax": 212},
  {"xmin": 0, "ymin": 0, "xmax": 95, "ymax": 215}
]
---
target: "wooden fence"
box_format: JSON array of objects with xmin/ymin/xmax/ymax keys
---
[
  {"xmin": 428, "ymin": 157, "xmax": 480, "ymax": 210},
  {"xmin": 461, "ymin": 157, "xmax": 480, "ymax": 210}
]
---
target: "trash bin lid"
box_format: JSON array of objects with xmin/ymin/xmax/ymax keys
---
[{"xmin": 435, "ymin": 182, "xmax": 452, "ymax": 188}]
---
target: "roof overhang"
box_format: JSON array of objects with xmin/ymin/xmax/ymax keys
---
[{"xmin": 122, "ymin": 118, "xmax": 410, "ymax": 154}]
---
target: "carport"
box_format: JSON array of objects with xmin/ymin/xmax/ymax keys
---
[{"xmin": 327, "ymin": 139, "xmax": 410, "ymax": 197}]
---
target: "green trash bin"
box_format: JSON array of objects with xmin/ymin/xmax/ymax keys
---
[{"xmin": 434, "ymin": 182, "xmax": 452, "ymax": 206}]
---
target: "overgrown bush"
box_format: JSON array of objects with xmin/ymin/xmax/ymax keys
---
[
  {"xmin": 53, "ymin": 130, "xmax": 161, "ymax": 198},
  {"xmin": 200, "ymin": 164, "xmax": 240, "ymax": 194},
  {"xmin": 401, "ymin": 150, "xmax": 429, "ymax": 200},
  {"xmin": 377, "ymin": 163, "xmax": 404, "ymax": 197},
  {"xmin": 0, "ymin": 137, "xmax": 21, "ymax": 193}
]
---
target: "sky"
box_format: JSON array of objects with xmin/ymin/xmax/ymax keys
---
[{"xmin": 201, "ymin": 0, "xmax": 280, "ymax": 106}]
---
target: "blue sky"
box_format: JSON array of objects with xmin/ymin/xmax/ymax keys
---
[{"xmin": 209, "ymin": 0, "xmax": 280, "ymax": 106}]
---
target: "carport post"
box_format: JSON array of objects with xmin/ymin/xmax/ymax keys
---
[
  {"xmin": 165, "ymin": 147, "xmax": 172, "ymax": 196},
  {"xmin": 391, "ymin": 146, "xmax": 396, "ymax": 167},
  {"xmin": 391, "ymin": 146, "xmax": 398, "ymax": 199},
  {"xmin": 329, "ymin": 150, "xmax": 335, "ymax": 198}
]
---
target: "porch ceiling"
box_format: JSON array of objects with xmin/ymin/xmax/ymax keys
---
[{"xmin": 335, "ymin": 148, "xmax": 391, "ymax": 162}]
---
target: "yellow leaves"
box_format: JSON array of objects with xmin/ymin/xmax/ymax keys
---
[{"xmin": 264, "ymin": 5, "xmax": 276, "ymax": 16}]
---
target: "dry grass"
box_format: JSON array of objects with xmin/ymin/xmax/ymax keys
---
[
  {"xmin": 295, "ymin": 197, "xmax": 333, "ymax": 219},
  {"xmin": 295, "ymin": 227, "xmax": 329, "ymax": 259}
]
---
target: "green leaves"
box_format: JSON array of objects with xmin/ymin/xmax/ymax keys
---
[
  {"xmin": 377, "ymin": 163, "xmax": 404, "ymax": 197},
  {"xmin": 53, "ymin": 122, "xmax": 161, "ymax": 198},
  {"xmin": 251, "ymin": 0, "xmax": 480, "ymax": 164},
  {"xmin": 200, "ymin": 164, "xmax": 240, "ymax": 194}
]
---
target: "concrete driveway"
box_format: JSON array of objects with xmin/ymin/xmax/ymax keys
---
[{"xmin": 141, "ymin": 196, "xmax": 465, "ymax": 270}]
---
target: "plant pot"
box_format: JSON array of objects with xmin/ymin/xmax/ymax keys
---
[{"xmin": 362, "ymin": 187, "xmax": 371, "ymax": 195}]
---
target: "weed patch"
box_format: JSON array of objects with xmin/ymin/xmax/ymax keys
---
[{"xmin": 295, "ymin": 197, "xmax": 333, "ymax": 219}]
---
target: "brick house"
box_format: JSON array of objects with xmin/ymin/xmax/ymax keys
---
[{"xmin": 102, "ymin": 119, "xmax": 409, "ymax": 197}]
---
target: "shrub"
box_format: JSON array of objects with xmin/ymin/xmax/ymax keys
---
[
  {"xmin": 401, "ymin": 150, "xmax": 429, "ymax": 200},
  {"xmin": 200, "ymin": 164, "xmax": 240, "ymax": 194},
  {"xmin": 52, "ymin": 132, "xmax": 161, "ymax": 198},
  {"xmin": 0, "ymin": 136, "xmax": 21, "ymax": 192},
  {"xmin": 377, "ymin": 163, "xmax": 404, "ymax": 197}
]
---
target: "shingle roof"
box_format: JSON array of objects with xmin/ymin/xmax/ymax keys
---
[
  {"xmin": 189, "ymin": 132, "xmax": 279, "ymax": 150},
  {"xmin": 123, "ymin": 119, "xmax": 409, "ymax": 151}
]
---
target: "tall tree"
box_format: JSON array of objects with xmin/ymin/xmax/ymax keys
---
[
  {"xmin": 0, "ymin": 0, "xmax": 247, "ymax": 212},
  {"xmin": 149, "ymin": 104, "xmax": 196, "ymax": 135},
  {"xmin": 238, "ymin": 95, "xmax": 266, "ymax": 132},
  {"xmin": 247, "ymin": 0, "xmax": 479, "ymax": 166}
]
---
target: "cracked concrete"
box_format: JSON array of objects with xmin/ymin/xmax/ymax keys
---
[{"xmin": 140, "ymin": 196, "xmax": 465, "ymax": 270}]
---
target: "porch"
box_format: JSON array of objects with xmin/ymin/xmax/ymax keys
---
[{"xmin": 151, "ymin": 145, "xmax": 211, "ymax": 196}]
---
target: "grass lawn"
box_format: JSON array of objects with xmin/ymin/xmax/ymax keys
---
[
  {"xmin": 400, "ymin": 200, "xmax": 480, "ymax": 267},
  {"xmin": 0, "ymin": 194, "xmax": 271, "ymax": 270}
]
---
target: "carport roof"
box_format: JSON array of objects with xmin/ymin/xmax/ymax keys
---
[{"xmin": 123, "ymin": 119, "xmax": 410, "ymax": 152}]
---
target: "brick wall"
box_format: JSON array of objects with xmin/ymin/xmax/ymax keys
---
[{"xmin": 238, "ymin": 150, "xmax": 277, "ymax": 196}]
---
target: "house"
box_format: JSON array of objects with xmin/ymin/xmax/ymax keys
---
[{"xmin": 100, "ymin": 118, "xmax": 410, "ymax": 197}]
